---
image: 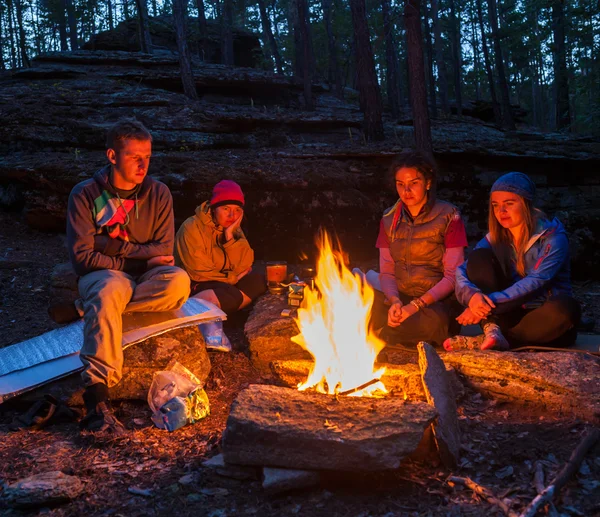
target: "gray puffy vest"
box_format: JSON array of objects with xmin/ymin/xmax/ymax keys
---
[{"xmin": 382, "ymin": 198, "xmax": 458, "ymax": 297}]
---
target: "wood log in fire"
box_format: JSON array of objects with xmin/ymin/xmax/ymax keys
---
[{"xmin": 270, "ymin": 359, "xmax": 465, "ymax": 401}]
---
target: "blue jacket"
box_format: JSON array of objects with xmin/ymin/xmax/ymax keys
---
[{"xmin": 456, "ymin": 218, "xmax": 572, "ymax": 309}]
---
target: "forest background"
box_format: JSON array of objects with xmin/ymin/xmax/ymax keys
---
[{"xmin": 1, "ymin": 0, "xmax": 599, "ymax": 139}]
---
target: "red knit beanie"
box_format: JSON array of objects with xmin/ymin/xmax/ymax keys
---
[{"xmin": 210, "ymin": 180, "xmax": 245, "ymax": 209}]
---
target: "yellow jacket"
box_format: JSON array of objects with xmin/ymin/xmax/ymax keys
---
[{"xmin": 175, "ymin": 201, "xmax": 254, "ymax": 284}]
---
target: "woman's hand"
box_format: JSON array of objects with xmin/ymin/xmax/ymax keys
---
[
  {"xmin": 387, "ymin": 301, "xmax": 403, "ymax": 327},
  {"xmin": 398, "ymin": 303, "xmax": 419, "ymax": 323},
  {"xmin": 468, "ymin": 292, "xmax": 495, "ymax": 319},
  {"xmin": 456, "ymin": 307, "xmax": 482, "ymax": 326},
  {"xmin": 224, "ymin": 211, "xmax": 244, "ymax": 242}
]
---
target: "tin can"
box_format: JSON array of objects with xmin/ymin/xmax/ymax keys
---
[{"xmin": 288, "ymin": 281, "xmax": 306, "ymax": 307}]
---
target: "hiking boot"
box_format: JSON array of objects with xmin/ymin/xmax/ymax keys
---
[
  {"xmin": 481, "ymin": 322, "xmax": 510, "ymax": 351},
  {"xmin": 80, "ymin": 401, "xmax": 126, "ymax": 436}
]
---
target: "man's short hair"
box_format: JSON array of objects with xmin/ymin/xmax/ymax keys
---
[{"xmin": 106, "ymin": 119, "xmax": 152, "ymax": 151}]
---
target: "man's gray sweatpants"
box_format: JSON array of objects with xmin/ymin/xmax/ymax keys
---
[{"xmin": 78, "ymin": 266, "xmax": 190, "ymax": 388}]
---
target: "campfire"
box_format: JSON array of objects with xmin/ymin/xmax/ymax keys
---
[{"xmin": 291, "ymin": 233, "xmax": 386, "ymax": 397}]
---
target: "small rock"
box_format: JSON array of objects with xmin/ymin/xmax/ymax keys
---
[
  {"xmin": 2, "ymin": 471, "xmax": 84, "ymax": 508},
  {"xmin": 127, "ymin": 486, "xmax": 154, "ymax": 497},
  {"xmin": 199, "ymin": 487, "xmax": 229, "ymax": 496},
  {"xmin": 203, "ymin": 454, "xmax": 258, "ymax": 481},
  {"xmin": 495, "ymin": 466, "xmax": 514, "ymax": 479},
  {"xmin": 262, "ymin": 467, "xmax": 320, "ymax": 495},
  {"xmin": 178, "ymin": 473, "xmax": 198, "ymax": 486}
]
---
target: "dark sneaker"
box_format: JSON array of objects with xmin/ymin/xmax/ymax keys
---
[{"xmin": 80, "ymin": 402, "xmax": 126, "ymax": 436}]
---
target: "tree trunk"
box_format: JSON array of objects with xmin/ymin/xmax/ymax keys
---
[
  {"xmin": 0, "ymin": 1, "xmax": 5, "ymax": 69},
  {"xmin": 552, "ymin": 0, "xmax": 570, "ymax": 131},
  {"xmin": 65, "ymin": 0, "xmax": 78, "ymax": 50},
  {"xmin": 322, "ymin": 0, "xmax": 343, "ymax": 98},
  {"xmin": 221, "ymin": 0, "xmax": 234, "ymax": 65},
  {"xmin": 382, "ymin": 0, "xmax": 401, "ymax": 119},
  {"xmin": 476, "ymin": 0, "xmax": 500, "ymax": 125},
  {"xmin": 430, "ymin": 0, "xmax": 449, "ymax": 114},
  {"xmin": 469, "ymin": 0, "xmax": 480, "ymax": 100},
  {"xmin": 287, "ymin": 0, "xmax": 303, "ymax": 78},
  {"xmin": 172, "ymin": 0, "xmax": 199, "ymax": 99},
  {"xmin": 296, "ymin": 0, "xmax": 313, "ymax": 110},
  {"xmin": 349, "ymin": 0, "xmax": 384, "ymax": 141},
  {"xmin": 257, "ymin": 0, "xmax": 283, "ymax": 74},
  {"xmin": 135, "ymin": 0, "xmax": 153, "ymax": 53},
  {"xmin": 487, "ymin": 0, "xmax": 514, "ymax": 129},
  {"xmin": 14, "ymin": 0, "xmax": 30, "ymax": 67},
  {"xmin": 56, "ymin": 0, "xmax": 69, "ymax": 50},
  {"xmin": 107, "ymin": 0, "xmax": 114, "ymax": 30},
  {"xmin": 195, "ymin": 0, "xmax": 208, "ymax": 60},
  {"xmin": 449, "ymin": 0, "xmax": 462, "ymax": 115},
  {"xmin": 405, "ymin": 0, "xmax": 433, "ymax": 155},
  {"xmin": 424, "ymin": 7, "xmax": 437, "ymax": 118},
  {"xmin": 7, "ymin": 0, "xmax": 17, "ymax": 68}
]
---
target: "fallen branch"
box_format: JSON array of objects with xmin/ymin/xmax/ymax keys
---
[
  {"xmin": 519, "ymin": 427, "xmax": 600, "ymax": 517},
  {"xmin": 533, "ymin": 461, "xmax": 544, "ymax": 494},
  {"xmin": 448, "ymin": 476, "xmax": 518, "ymax": 517}
]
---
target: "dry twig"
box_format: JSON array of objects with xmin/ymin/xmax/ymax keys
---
[
  {"xmin": 448, "ymin": 476, "xmax": 518, "ymax": 517},
  {"xmin": 519, "ymin": 427, "xmax": 600, "ymax": 517}
]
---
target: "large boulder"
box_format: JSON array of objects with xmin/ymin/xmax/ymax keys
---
[{"xmin": 83, "ymin": 15, "xmax": 262, "ymax": 68}]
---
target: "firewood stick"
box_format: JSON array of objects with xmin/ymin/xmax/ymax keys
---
[
  {"xmin": 519, "ymin": 427, "xmax": 600, "ymax": 517},
  {"xmin": 533, "ymin": 461, "xmax": 545, "ymax": 494},
  {"xmin": 448, "ymin": 476, "xmax": 518, "ymax": 517}
]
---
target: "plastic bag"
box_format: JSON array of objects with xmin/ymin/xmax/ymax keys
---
[
  {"xmin": 199, "ymin": 319, "xmax": 232, "ymax": 352},
  {"xmin": 148, "ymin": 362, "xmax": 210, "ymax": 432}
]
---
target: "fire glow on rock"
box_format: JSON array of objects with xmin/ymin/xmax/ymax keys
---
[{"xmin": 292, "ymin": 233, "xmax": 387, "ymax": 397}]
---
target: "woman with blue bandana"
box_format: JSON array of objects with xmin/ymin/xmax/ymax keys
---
[{"xmin": 445, "ymin": 172, "xmax": 581, "ymax": 351}]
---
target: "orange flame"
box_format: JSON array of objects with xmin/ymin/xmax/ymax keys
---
[{"xmin": 291, "ymin": 233, "xmax": 387, "ymax": 397}]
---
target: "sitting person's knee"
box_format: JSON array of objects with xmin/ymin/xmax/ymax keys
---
[
  {"xmin": 214, "ymin": 287, "xmax": 244, "ymax": 314},
  {"xmin": 237, "ymin": 272, "xmax": 267, "ymax": 301},
  {"xmin": 548, "ymin": 295, "xmax": 581, "ymax": 327}
]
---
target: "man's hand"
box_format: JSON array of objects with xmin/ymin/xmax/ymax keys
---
[
  {"xmin": 468, "ymin": 292, "xmax": 495, "ymax": 319},
  {"xmin": 147, "ymin": 255, "xmax": 175, "ymax": 269},
  {"xmin": 456, "ymin": 307, "xmax": 482, "ymax": 326},
  {"xmin": 387, "ymin": 301, "xmax": 403, "ymax": 327},
  {"xmin": 224, "ymin": 212, "xmax": 244, "ymax": 243}
]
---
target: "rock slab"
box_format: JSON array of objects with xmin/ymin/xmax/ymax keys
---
[
  {"xmin": 418, "ymin": 342, "xmax": 460, "ymax": 468},
  {"xmin": 441, "ymin": 350, "xmax": 600, "ymax": 423},
  {"xmin": 2, "ymin": 471, "xmax": 84, "ymax": 508},
  {"xmin": 245, "ymin": 295, "xmax": 312, "ymax": 376},
  {"xmin": 24, "ymin": 326, "xmax": 211, "ymax": 405},
  {"xmin": 222, "ymin": 384, "xmax": 437, "ymax": 472}
]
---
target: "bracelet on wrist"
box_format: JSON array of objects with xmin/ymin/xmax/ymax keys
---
[{"xmin": 410, "ymin": 297, "xmax": 427, "ymax": 311}]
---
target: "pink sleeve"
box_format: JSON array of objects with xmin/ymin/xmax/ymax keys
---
[
  {"xmin": 445, "ymin": 215, "xmax": 468, "ymax": 248},
  {"xmin": 424, "ymin": 246, "xmax": 465, "ymax": 302},
  {"xmin": 379, "ymin": 247, "xmax": 399, "ymax": 302},
  {"xmin": 375, "ymin": 220, "xmax": 389, "ymax": 248}
]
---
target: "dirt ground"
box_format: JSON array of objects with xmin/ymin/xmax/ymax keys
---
[{"xmin": 1, "ymin": 210, "xmax": 599, "ymax": 516}]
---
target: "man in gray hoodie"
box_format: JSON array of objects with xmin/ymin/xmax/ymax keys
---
[{"xmin": 65, "ymin": 119, "xmax": 189, "ymax": 434}]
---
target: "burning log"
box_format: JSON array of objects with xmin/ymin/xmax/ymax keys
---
[
  {"xmin": 418, "ymin": 342, "xmax": 461, "ymax": 468},
  {"xmin": 270, "ymin": 359, "xmax": 465, "ymax": 401},
  {"xmin": 441, "ymin": 351, "xmax": 600, "ymax": 423},
  {"xmin": 222, "ymin": 384, "xmax": 437, "ymax": 472}
]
